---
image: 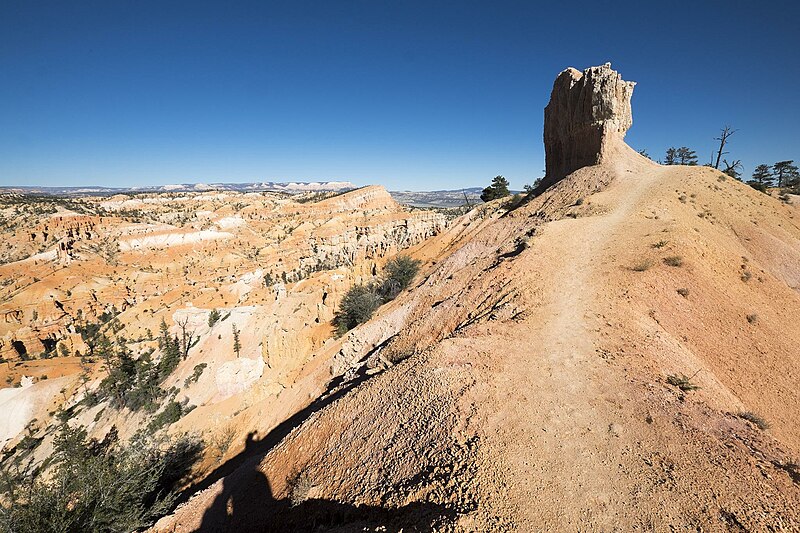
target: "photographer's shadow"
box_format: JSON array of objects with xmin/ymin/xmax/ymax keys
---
[{"xmin": 197, "ymin": 432, "xmax": 454, "ymax": 532}]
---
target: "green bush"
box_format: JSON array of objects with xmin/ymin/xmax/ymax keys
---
[
  {"xmin": 0, "ymin": 425, "xmax": 201, "ymax": 533},
  {"xmin": 379, "ymin": 255, "xmax": 422, "ymax": 299},
  {"xmin": 334, "ymin": 255, "xmax": 422, "ymax": 335},
  {"xmin": 207, "ymin": 308, "xmax": 221, "ymax": 328},
  {"xmin": 148, "ymin": 400, "xmax": 185, "ymax": 432},
  {"xmin": 333, "ymin": 283, "xmax": 382, "ymax": 335}
]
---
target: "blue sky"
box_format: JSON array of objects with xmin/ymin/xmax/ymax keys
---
[{"xmin": 1, "ymin": 1, "xmax": 798, "ymax": 191}]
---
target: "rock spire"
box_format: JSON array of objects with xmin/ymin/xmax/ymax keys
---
[{"xmin": 542, "ymin": 63, "xmax": 635, "ymax": 186}]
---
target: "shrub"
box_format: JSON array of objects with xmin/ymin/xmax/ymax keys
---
[
  {"xmin": 333, "ymin": 283, "xmax": 382, "ymax": 335},
  {"xmin": 184, "ymin": 363, "xmax": 207, "ymax": 386},
  {"xmin": 631, "ymin": 260, "xmax": 653, "ymax": 272},
  {"xmin": 148, "ymin": 400, "xmax": 185, "ymax": 432},
  {"xmin": 333, "ymin": 255, "xmax": 421, "ymax": 336},
  {"xmin": 651, "ymin": 240, "xmax": 668, "ymax": 249},
  {"xmin": 0, "ymin": 425, "xmax": 201, "ymax": 533},
  {"xmin": 746, "ymin": 313, "xmax": 758, "ymax": 324},
  {"xmin": 208, "ymin": 308, "xmax": 221, "ymax": 328},
  {"xmin": 676, "ymin": 288, "xmax": 690, "ymax": 297},
  {"xmin": 737, "ymin": 411, "xmax": 770, "ymax": 430},
  {"xmin": 379, "ymin": 255, "xmax": 422, "ymax": 299},
  {"xmin": 663, "ymin": 255, "xmax": 683, "ymax": 267},
  {"xmin": 666, "ymin": 373, "xmax": 700, "ymax": 391}
]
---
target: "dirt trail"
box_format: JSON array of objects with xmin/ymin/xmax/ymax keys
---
[{"xmin": 468, "ymin": 163, "xmax": 660, "ymax": 528}]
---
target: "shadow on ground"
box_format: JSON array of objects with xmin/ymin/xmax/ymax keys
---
[
  {"xmin": 178, "ymin": 341, "xmax": 455, "ymax": 531},
  {"xmin": 196, "ymin": 437, "xmax": 454, "ymax": 531}
]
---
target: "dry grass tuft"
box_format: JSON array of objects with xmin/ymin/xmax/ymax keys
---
[{"xmin": 737, "ymin": 411, "xmax": 770, "ymax": 430}]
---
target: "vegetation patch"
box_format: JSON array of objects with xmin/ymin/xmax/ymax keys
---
[
  {"xmin": 0, "ymin": 425, "xmax": 201, "ymax": 533},
  {"xmin": 334, "ymin": 255, "xmax": 422, "ymax": 335},
  {"xmin": 666, "ymin": 373, "xmax": 700, "ymax": 392},
  {"xmin": 184, "ymin": 363, "xmax": 207, "ymax": 386},
  {"xmin": 207, "ymin": 308, "xmax": 221, "ymax": 327},
  {"xmin": 663, "ymin": 255, "xmax": 683, "ymax": 267},
  {"xmin": 737, "ymin": 411, "xmax": 770, "ymax": 430}
]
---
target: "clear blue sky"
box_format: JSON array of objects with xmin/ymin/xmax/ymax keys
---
[{"xmin": 1, "ymin": 1, "xmax": 798, "ymax": 191}]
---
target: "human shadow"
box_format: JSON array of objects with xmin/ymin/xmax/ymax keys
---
[
  {"xmin": 180, "ymin": 337, "xmax": 397, "ymax": 503},
  {"xmin": 196, "ymin": 432, "xmax": 455, "ymax": 532},
  {"xmin": 189, "ymin": 338, "xmax": 455, "ymax": 531}
]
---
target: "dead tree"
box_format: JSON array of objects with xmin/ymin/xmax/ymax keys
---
[
  {"xmin": 713, "ymin": 126, "xmax": 737, "ymax": 170},
  {"xmin": 175, "ymin": 317, "xmax": 196, "ymax": 359},
  {"xmin": 722, "ymin": 159, "xmax": 743, "ymax": 179},
  {"xmin": 462, "ymin": 189, "xmax": 473, "ymax": 210}
]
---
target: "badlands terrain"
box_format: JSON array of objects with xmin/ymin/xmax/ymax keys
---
[
  {"xmin": 2, "ymin": 64, "xmax": 800, "ymax": 532},
  {"xmin": 0, "ymin": 186, "xmax": 447, "ymax": 466}
]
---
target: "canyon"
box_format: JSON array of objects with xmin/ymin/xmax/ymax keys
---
[{"xmin": 2, "ymin": 64, "xmax": 799, "ymax": 532}]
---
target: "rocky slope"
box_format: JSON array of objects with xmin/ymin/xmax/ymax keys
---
[
  {"xmin": 0, "ymin": 186, "xmax": 447, "ymax": 455},
  {"xmin": 156, "ymin": 65, "xmax": 800, "ymax": 531}
]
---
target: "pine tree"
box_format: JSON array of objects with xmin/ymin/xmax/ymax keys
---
[
  {"xmin": 232, "ymin": 324, "xmax": 241, "ymax": 358},
  {"xmin": 207, "ymin": 308, "xmax": 221, "ymax": 328},
  {"xmin": 158, "ymin": 318, "xmax": 170, "ymax": 351},
  {"xmin": 663, "ymin": 147, "xmax": 677, "ymax": 165},
  {"xmin": 748, "ymin": 164, "xmax": 774, "ymax": 191},
  {"xmin": 773, "ymin": 160, "xmax": 799, "ymax": 189},
  {"xmin": 676, "ymin": 147, "xmax": 698, "ymax": 165},
  {"xmin": 480, "ymin": 176, "xmax": 511, "ymax": 202}
]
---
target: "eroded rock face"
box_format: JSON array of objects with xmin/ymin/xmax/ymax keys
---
[{"xmin": 543, "ymin": 63, "xmax": 635, "ymax": 186}]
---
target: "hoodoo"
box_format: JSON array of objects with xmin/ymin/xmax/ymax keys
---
[{"xmin": 542, "ymin": 62, "xmax": 636, "ymax": 187}]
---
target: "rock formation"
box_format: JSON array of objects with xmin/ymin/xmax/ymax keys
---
[{"xmin": 542, "ymin": 62, "xmax": 635, "ymax": 187}]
